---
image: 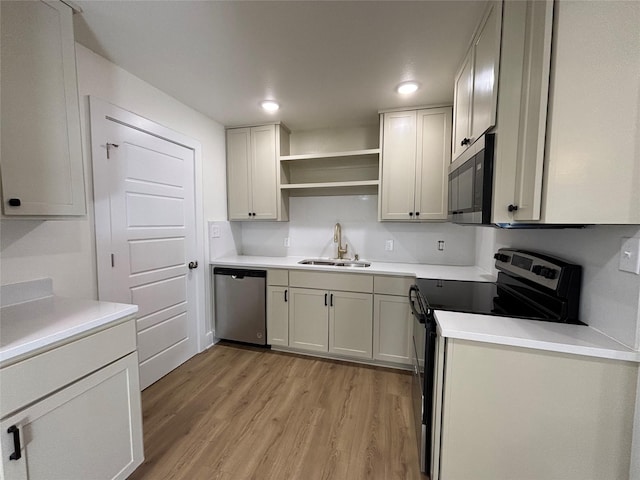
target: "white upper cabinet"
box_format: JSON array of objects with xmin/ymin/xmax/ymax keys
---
[
  {"xmin": 452, "ymin": 1, "xmax": 502, "ymax": 162},
  {"xmin": 226, "ymin": 124, "xmax": 289, "ymax": 221},
  {"xmin": 492, "ymin": 0, "xmax": 638, "ymax": 225},
  {"xmin": 540, "ymin": 0, "xmax": 640, "ymax": 224},
  {"xmin": 452, "ymin": 51, "xmax": 474, "ymax": 161},
  {"xmin": 0, "ymin": 0, "xmax": 85, "ymax": 216},
  {"xmin": 492, "ymin": 0, "xmax": 553, "ymax": 223},
  {"xmin": 380, "ymin": 107, "xmax": 452, "ymax": 221}
]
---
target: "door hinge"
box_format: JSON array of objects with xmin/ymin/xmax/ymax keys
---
[{"xmin": 111, "ymin": 253, "xmax": 115, "ymax": 267}]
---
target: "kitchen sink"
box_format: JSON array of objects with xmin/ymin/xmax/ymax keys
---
[{"xmin": 298, "ymin": 258, "xmax": 371, "ymax": 268}]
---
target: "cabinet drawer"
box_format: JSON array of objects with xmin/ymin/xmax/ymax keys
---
[
  {"xmin": 0, "ymin": 318, "xmax": 136, "ymax": 418},
  {"xmin": 289, "ymin": 270, "xmax": 373, "ymax": 293},
  {"xmin": 267, "ymin": 269, "xmax": 289, "ymax": 286},
  {"xmin": 374, "ymin": 275, "xmax": 415, "ymax": 296}
]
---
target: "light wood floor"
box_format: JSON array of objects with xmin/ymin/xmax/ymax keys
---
[{"xmin": 129, "ymin": 343, "xmax": 426, "ymax": 480}]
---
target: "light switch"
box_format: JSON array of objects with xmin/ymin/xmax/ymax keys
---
[
  {"xmin": 619, "ymin": 237, "xmax": 640, "ymax": 274},
  {"xmin": 209, "ymin": 223, "xmax": 221, "ymax": 238},
  {"xmin": 385, "ymin": 240, "xmax": 394, "ymax": 251}
]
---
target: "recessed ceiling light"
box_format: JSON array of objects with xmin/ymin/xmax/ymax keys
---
[
  {"xmin": 396, "ymin": 82, "xmax": 419, "ymax": 95},
  {"xmin": 261, "ymin": 100, "xmax": 280, "ymax": 112}
]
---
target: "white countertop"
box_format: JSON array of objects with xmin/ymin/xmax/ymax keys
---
[
  {"xmin": 436, "ymin": 310, "xmax": 640, "ymax": 363},
  {"xmin": 211, "ymin": 255, "xmax": 495, "ymax": 282},
  {"xmin": 0, "ymin": 295, "xmax": 138, "ymax": 364}
]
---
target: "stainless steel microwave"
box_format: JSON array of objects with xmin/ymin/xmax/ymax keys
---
[{"xmin": 448, "ymin": 133, "xmax": 495, "ymax": 225}]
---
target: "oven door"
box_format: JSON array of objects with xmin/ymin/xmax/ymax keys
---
[
  {"xmin": 409, "ymin": 285, "xmax": 428, "ymax": 472},
  {"xmin": 411, "ymin": 302, "xmax": 426, "ymax": 472}
]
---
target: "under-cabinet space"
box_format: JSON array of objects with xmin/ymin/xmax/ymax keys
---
[{"xmin": 279, "ymin": 149, "xmax": 379, "ymax": 196}]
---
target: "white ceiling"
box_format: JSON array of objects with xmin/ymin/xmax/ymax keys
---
[{"xmin": 73, "ymin": 0, "xmax": 487, "ymax": 131}]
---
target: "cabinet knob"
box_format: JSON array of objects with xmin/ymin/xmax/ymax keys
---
[
  {"xmin": 415, "ymin": 212, "xmax": 420, "ymax": 216},
  {"xmin": 7, "ymin": 198, "xmax": 21, "ymax": 207},
  {"xmin": 409, "ymin": 212, "xmax": 414, "ymax": 216},
  {"xmin": 460, "ymin": 138, "xmax": 471, "ymax": 146},
  {"xmin": 188, "ymin": 261, "xmax": 198, "ymax": 269},
  {"xmin": 508, "ymin": 204, "xmax": 519, "ymax": 212}
]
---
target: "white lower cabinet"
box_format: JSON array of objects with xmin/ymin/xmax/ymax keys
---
[
  {"xmin": 288, "ymin": 287, "xmax": 373, "ymax": 360},
  {"xmin": 0, "ymin": 318, "xmax": 143, "ymax": 480},
  {"xmin": 0, "ymin": 352, "xmax": 143, "ymax": 480},
  {"xmin": 373, "ymin": 294, "xmax": 413, "ymax": 365},
  {"xmin": 289, "ymin": 288, "xmax": 329, "ymax": 353},
  {"xmin": 328, "ymin": 291, "xmax": 373, "ymax": 359},
  {"xmin": 436, "ymin": 338, "xmax": 638, "ymax": 480},
  {"xmin": 267, "ymin": 285, "xmax": 289, "ymax": 347}
]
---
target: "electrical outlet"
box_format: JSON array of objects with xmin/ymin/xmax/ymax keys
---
[
  {"xmin": 619, "ymin": 237, "xmax": 640, "ymax": 274},
  {"xmin": 210, "ymin": 223, "xmax": 221, "ymax": 238},
  {"xmin": 385, "ymin": 240, "xmax": 394, "ymax": 251},
  {"xmin": 438, "ymin": 240, "xmax": 445, "ymax": 251},
  {"xmin": 283, "ymin": 237, "xmax": 290, "ymax": 247}
]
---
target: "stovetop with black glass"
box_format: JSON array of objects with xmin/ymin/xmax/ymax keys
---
[{"xmin": 415, "ymin": 248, "xmax": 584, "ymax": 325}]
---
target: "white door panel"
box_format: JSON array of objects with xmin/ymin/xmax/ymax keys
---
[
  {"xmin": 137, "ymin": 302, "xmax": 187, "ymax": 332},
  {"xmin": 124, "ymin": 143, "xmax": 185, "ymax": 187},
  {"xmin": 130, "ymin": 275, "xmax": 187, "ymax": 319},
  {"xmin": 91, "ymin": 99, "xmax": 198, "ymax": 390},
  {"xmin": 129, "ymin": 238, "xmax": 185, "ymax": 274},
  {"xmin": 125, "ymin": 193, "xmax": 185, "ymax": 227},
  {"xmin": 137, "ymin": 313, "xmax": 189, "ymax": 363}
]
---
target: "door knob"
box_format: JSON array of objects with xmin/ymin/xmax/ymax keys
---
[{"xmin": 188, "ymin": 261, "xmax": 198, "ymax": 269}]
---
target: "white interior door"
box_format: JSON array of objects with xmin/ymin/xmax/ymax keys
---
[{"xmin": 91, "ymin": 99, "xmax": 199, "ymax": 390}]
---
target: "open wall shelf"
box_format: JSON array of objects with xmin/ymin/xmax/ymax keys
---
[{"xmin": 278, "ymin": 148, "xmax": 380, "ymax": 196}]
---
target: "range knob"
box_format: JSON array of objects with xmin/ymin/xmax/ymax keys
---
[
  {"xmin": 494, "ymin": 253, "xmax": 511, "ymax": 263},
  {"xmin": 532, "ymin": 265, "xmax": 543, "ymax": 275},
  {"xmin": 543, "ymin": 268, "xmax": 558, "ymax": 279}
]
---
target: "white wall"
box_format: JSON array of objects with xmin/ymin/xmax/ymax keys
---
[
  {"xmin": 1, "ymin": 44, "xmax": 226, "ymax": 310},
  {"xmin": 240, "ymin": 195, "xmax": 477, "ymax": 265},
  {"xmin": 477, "ymin": 225, "xmax": 640, "ymax": 350}
]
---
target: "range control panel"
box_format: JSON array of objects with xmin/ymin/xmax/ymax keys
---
[{"xmin": 493, "ymin": 248, "xmax": 580, "ymax": 294}]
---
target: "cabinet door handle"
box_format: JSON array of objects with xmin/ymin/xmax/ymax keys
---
[
  {"xmin": 508, "ymin": 204, "xmax": 519, "ymax": 212},
  {"xmin": 409, "ymin": 212, "xmax": 414, "ymax": 216},
  {"xmin": 284, "ymin": 289, "xmax": 288, "ymax": 302},
  {"xmin": 7, "ymin": 198, "xmax": 21, "ymax": 207},
  {"xmin": 188, "ymin": 261, "xmax": 198, "ymax": 269},
  {"xmin": 415, "ymin": 212, "xmax": 420, "ymax": 217},
  {"xmin": 7, "ymin": 425, "xmax": 21, "ymax": 461},
  {"xmin": 330, "ymin": 293, "xmax": 334, "ymax": 307},
  {"xmin": 324, "ymin": 293, "xmax": 328, "ymax": 306}
]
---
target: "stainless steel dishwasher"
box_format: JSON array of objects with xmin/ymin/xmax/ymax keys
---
[{"xmin": 213, "ymin": 267, "xmax": 267, "ymax": 345}]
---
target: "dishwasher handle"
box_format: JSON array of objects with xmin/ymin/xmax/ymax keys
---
[{"xmin": 214, "ymin": 267, "xmax": 266, "ymax": 279}]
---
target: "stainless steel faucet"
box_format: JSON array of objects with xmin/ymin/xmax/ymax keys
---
[{"xmin": 333, "ymin": 223, "xmax": 348, "ymax": 259}]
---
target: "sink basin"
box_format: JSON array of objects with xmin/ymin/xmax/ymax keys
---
[
  {"xmin": 333, "ymin": 260, "xmax": 371, "ymax": 268},
  {"xmin": 298, "ymin": 258, "xmax": 371, "ymax": 268},
  {"xmin": 297, "ymin": 259, "xmax": 336, "ymax": 266}
]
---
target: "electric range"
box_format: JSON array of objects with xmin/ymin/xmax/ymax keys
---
[{"xmin": 409, "ymin": 248, "xmax": 583, "ymax": 475}]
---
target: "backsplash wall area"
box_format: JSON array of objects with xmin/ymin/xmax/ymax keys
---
[
  {"xmin": 239, "ymin": 195, "xmax": 477, "ymax": 265},
  {"xmin": 478, "ymin": 225, "xmax": 640, "ymax": 350}
]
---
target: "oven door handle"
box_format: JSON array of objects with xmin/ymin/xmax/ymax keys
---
[{"xmin": 409, "ymin": 285, "xmax": 430, "ymax": 324}]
